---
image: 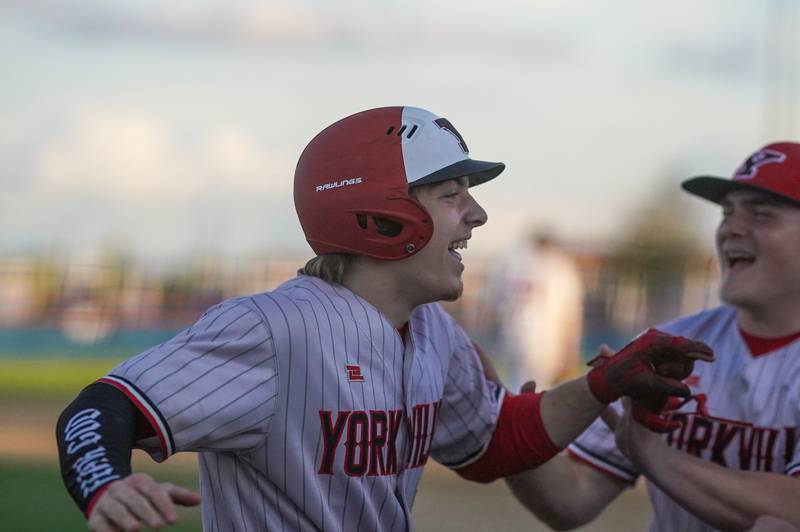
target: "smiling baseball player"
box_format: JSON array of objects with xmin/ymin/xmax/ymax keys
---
[
  {"xmin": 55, "ymin": 106, "xmax": 712, "ymax": 532},
  {"xmin": 507, "ymin": 142, "xmax": 800, "ymax": 532}
]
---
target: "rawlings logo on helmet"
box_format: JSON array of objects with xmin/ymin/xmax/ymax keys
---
[
  {"xmin": 315, "ymin": 177, "xmax": 363, "ymax": 193},
  {"xmin": 734, "ymin": 149, "xmax": 786, "ymax": 180}
]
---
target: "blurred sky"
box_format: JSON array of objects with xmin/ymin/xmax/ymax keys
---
[{"xmin": 1, "ymin": 0, "xmax": 799, "ymax": 267}]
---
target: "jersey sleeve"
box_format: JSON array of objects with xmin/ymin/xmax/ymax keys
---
[
  {"xmin": 429, "ymin": 321, "xmax": 504, "ymax": 468},
  {"xmin": 567, "ymin": 401, "xmax": 640, "ymax": 484},
  {"xmin": 100, "ymin": 298, "xmax": 278, "ymax": 460}
]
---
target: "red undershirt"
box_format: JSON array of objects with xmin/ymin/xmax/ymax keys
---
[
  {"xmin": 739, "ymin": 328, "xmax": 800, "ymax": 357},
  {"xmin": 397, "ymin": 323, "xmax": 409, "ymax": 346}
]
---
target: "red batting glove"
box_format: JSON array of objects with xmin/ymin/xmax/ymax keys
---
[
  {"xmin": 586, "ymin": 328, "xmax": 714, "ymax": 404},
  {"xmin": 632, "ymin": 396, "xmax": 685, "ymax": 433}
]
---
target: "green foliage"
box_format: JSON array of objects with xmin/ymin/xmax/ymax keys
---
[
  {"xmin": 0, "ymin": 359, "xmax": 123, "ymax": 397},
  {"xmin": 0, "ymin": 459, "xmax": 201, "ymax": 532}
]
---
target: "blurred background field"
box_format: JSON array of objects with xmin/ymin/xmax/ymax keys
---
[{"xmin": 2, "ymin": 0, "xmax": 799, "ymax": 530}]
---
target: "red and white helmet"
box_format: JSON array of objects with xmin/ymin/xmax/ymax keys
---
[{"xmin": 294, "ymin": 106, "xmax": 505, "ymax": 260}]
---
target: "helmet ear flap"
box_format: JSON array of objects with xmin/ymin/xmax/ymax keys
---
[
  {"xmin": 355, "ymin": 214, "xmax": 403, "ymax": 237},
  {"xmin": 373, "ymin": 216, "xmax": 404, "ymax": 238},
  {"xmin": 346, "ymin": 197, "xmax": 434, "ymax": 259}
]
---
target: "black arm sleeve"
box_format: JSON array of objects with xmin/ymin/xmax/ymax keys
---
[{"xmin": 56, "ymin": 382, "xmax": 145, "ymax": 516}]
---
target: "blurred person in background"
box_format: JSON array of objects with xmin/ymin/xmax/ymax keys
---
[
  {"xmin": 502, "ymin": 142, "xmax": 800, "ymax": 531},
  {"xmin": 488, "ymin": 228, "xmax": 584, "ymax": 391}
]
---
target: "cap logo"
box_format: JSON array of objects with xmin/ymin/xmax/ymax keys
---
[
  {"xmin": 734, "ymin": 149, "xmax": 786, "ymax": 180},
  {"xmin": 434, "ymin": 118, "xmax": 469, "ymax": 154}
]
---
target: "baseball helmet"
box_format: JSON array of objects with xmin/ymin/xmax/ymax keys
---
[
  {"xmin": 682, "ymin": 141, "xmax": 800, "ymax": 207},
  {"xmin": 294, "ymin": 106, "xmax": 505, "ymax": 260}
]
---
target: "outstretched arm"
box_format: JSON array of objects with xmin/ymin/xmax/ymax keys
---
[
  {"xmin": 605, "ymin": 400, "xmax": 800, "ymax": 531},
  {"xmin": 505, "ymin": 453, "xmax": 628, "ymax": 530},
  {"xmin": 57, "ymin": 383, "xmax": 200, "ymax": 531},
  {"xmin": 470, "ymin": 339, "xmax": 701, "ymax": 529},
  {"xmin": 473, "ymin": 331, "xmax": 713, "ymax": 449},
  {"xmin": 497, "ymin": 368, "xmax": 628, "ymax": 529}
]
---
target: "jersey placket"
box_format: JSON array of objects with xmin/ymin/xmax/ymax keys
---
[{"xmin": 395, "ymin": 322, "xmax": 417, "ymax": 517}]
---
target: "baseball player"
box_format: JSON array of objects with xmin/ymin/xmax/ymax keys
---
[
  {"xmin": 505, "ymin": 142, "xmax": 800, "ymax": 531},
  {"xmin": 55, "ymin": 106, "xmax": 711, "ymax": 532}
]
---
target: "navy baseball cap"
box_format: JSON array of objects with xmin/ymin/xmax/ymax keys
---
[{"xmin": 682, "ymin": 142, "xmax": 800, "ymax": 206}]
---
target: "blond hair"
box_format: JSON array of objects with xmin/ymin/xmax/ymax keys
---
[{"xmin": 300, "ymin": 254, "xmax": 354, "ymax": 284}]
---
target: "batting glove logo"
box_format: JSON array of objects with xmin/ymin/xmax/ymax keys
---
[{"xmin": 346, "ymin": 364, "xmax": 365, "ymax": 382}]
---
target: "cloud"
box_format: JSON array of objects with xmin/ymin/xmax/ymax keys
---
[
  {"xmin": 0, "ymin": 108, "xmax": 299, "ymax": 261},
  {"xmin": 200, "ymin": 127, "xmax": 291, "ymax": 193},
  {"xmin": 2, "ymin": 0, "xmax": 575, "ymax": 59},
  {"xmin": 37, "ymin": 110, "xmax": 183, "ymax": 198},
  {"xmin": 4, "ymin": 0, "xmax": 774, "ymax": 78},
  {"xmin": 35, "ymin": 109, "xmax": 291, "ymax": 200}
]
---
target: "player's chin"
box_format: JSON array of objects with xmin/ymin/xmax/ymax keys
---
[
  {"xmin": 718, "ymin": 281, "xmax": 756, "ymax": 307},
  {"xmin": 439, "ymin": 279, "xmax": 464, "ymax": 302},
  {"xmin": 440, "ymin": 289, "xmax": 463, "ymax": 302}
]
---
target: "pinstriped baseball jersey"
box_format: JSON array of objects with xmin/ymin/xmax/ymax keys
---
[
  {"xmin": 101, "ymin": 274, "xmax": 503, "ymax": 531},
  {"xmin": 569, "ymin": 305, "xmax": 800, "ymax": 532}
]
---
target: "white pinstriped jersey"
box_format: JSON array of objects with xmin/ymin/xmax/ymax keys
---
[
  {"xmin": 101, "ymin": 275, "xmax": 503, "ymax": 532},
  {"xmin": 569, "ymin": 305, "xmax": 800, "ymax": 532}
]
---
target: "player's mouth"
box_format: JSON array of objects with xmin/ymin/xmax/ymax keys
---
[
  {"xmin": 723, "ymin": 250, "xmax": 756, "ymax": 273},
  {"xmin": 448, "ymin": 238, "xmax": 469, "ymax": 262}
]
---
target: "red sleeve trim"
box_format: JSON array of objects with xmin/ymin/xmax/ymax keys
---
[
  {"xmin": 566, "ymin": 447, "xmax": 636, "ymax": 485},
  {"xmin": 454, "ymin": 391, "xmax": 560, "ymax": 483},
  {"xmin": 98, "ymin": 377, "xmax": 173, "ymax": 460}
]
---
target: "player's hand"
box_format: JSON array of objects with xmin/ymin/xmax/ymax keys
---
[
  {"xmin": 87, "ymin": 473, "xmax": 201, "ymax": 532},
  {"xmin": 472, "ymin": 341, "xmax": 505, "ymax": 389},
  {"xmin": 600, "ymin": 398, "xmax": 661, "ymax": 468},
  {"xmin": 472, "ymin": 341, "xmax": 539, "ymax": 396},
  {"xmin": 586, "ymin": 328, "xmax": 714, "ymax": 404},
  {"xmin": 593, "ymin": 344, "xmax": 686, "ymax": 433}
]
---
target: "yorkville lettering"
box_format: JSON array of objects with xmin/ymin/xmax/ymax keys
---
[{"xmin": 318, "ymin": 402, "xmax": 440, "ymax": 477}]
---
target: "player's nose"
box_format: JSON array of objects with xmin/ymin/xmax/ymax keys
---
[
  {"xmin": 717, "ymin": 211, "xmax": 749, "ymax": 242},
  {"xmin": 465, "ymin": 194, "xmax": 488, "ymax": 228}
]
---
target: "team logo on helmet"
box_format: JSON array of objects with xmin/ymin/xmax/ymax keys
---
[
  {"xmin": 434, "ymin": 118, "xmax": 469, "ymax": 154},
  {"xmin": 734, "ymin": 149, "xmax": 786, "ymax": 180}
]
